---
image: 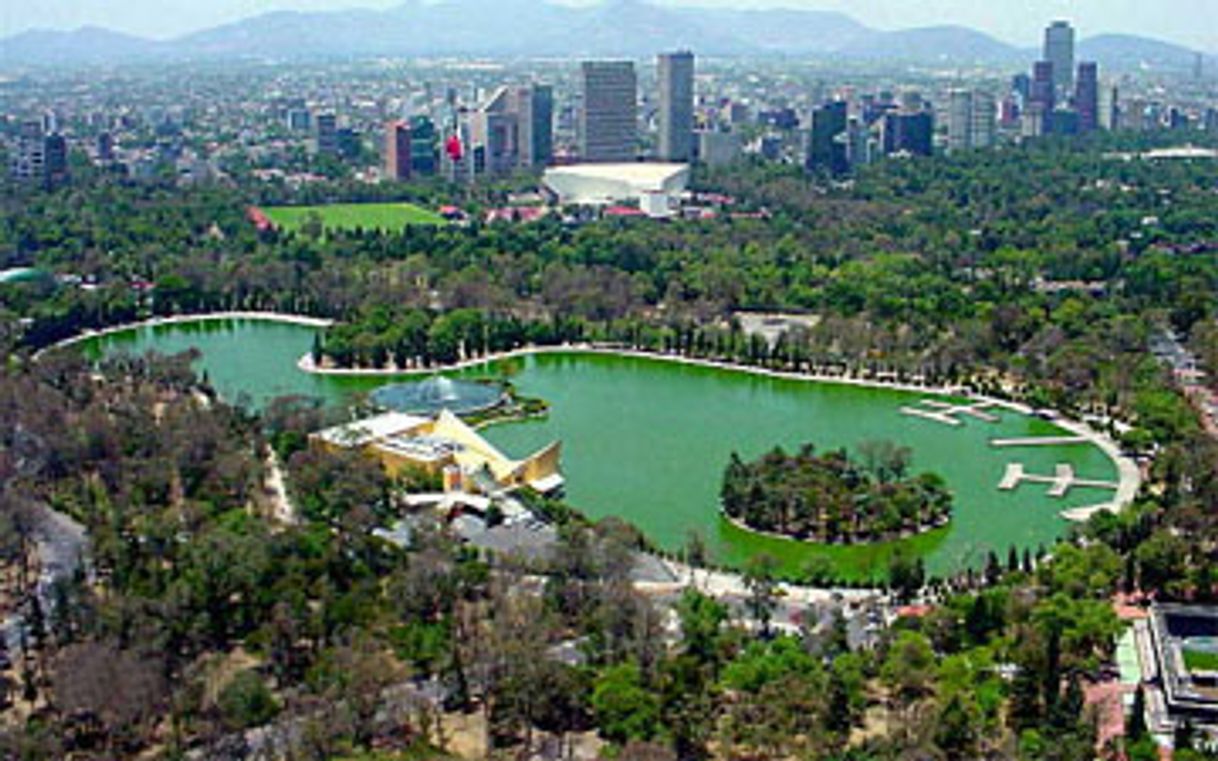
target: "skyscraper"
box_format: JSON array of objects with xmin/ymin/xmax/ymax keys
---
[
  {"xmin": 1075, "ymin": 62, "xmax": 1100, "ymax": 133},
  {"xmin": 881, "ymin": 111, "xmax": 933, "ymax": 157},
  {"xmin": 9, "ymin": 120, "xmax": 45, "ymax": 183},
  {"xmin": 1099, "ymin": 86, "xmax": 1120, "ymax": 131},
  {"xmin": 657, "ymin": 51, "xmax": 695, "ymax": 162},
  {"xmin": 1044, "ymin": 21, "xmax": 1075, "ymax": 95},
  {"xmin": 579, "ymin": 61, "xmax": 638, "ymax": 163},
  {"xmin": 970, "ymin": 93, "xmax": 996, "ymax": 149},
  {"xmin": 806, "ymin": 100, "xmax": 848, "ymax": 174},
  {"xmin": 383, "ymin": 120, "xmax": 412, "ymax": 181},
  {"xmin": 1030, "ymin": 61, "xmax": 1056, "ymax": 130},
  {"xmin": 472, "ymin": 87, "xmax": 520, "ymax": 176},
  {"xmin": 510, "ymin": 84, "xmax": 554, "ymax": 169},
  {"xmin": 947, "ymin": 89, "xmax": 973, "ymax": 152},
  {"xmin": 43, "ymin": 133, "xmax": 68, "ymax": 187},
  {"xmin": 9, "ymin": 120, "xmax": 67, "ymax": 187},
  {"xmin": 409, "ymin": 116, "xmax": 437, "ymax": 176}
]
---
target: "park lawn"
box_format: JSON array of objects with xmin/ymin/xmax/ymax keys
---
[
  {"xmin": 263, "ymin": 202, "xmax": 446, "ymax": 232},
  {"xmin": 1183, "ymin": 648, "xmax": 1218, "ymax": 673}
]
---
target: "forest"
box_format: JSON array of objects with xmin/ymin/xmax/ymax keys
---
[{"xmin": 2, "ymin": 131, "xmax": 1218, "ymax": 759}]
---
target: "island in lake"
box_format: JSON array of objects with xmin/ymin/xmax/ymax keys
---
[{"xmin": 721, "ymin": 441, "xmax": 953, "ymax": 544}]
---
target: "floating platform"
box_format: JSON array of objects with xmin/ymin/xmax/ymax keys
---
[
  {"xmin": 990, "ymin": 435, "xmax": 1090, "ymax": 447},
  {"xmin": 998, "ymin": 462, "xmax": 1120, "ymax": 498}
]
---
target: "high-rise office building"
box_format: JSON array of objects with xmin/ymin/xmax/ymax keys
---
[
  {"xmin": 947, "ymin": 89, "xmax": 974, "ymax": 152},
  {"xmin": 472, "ymin": 87, "xmax": 520, "ymax": 176},
  {"xmin": 1044, "ymin": 21, "xmax": 1075, "ymax": 95},
  {"xmin": 1011, "ymin": 73, "xmax": 1032, "ymax": 102},
  {"xmin": 1075, "ymin": 62, "xmax": 1100, "ymax": 132},
  {"xmin": 9, "ymin": 120, "xmax": 45, "ymax": 183},
  {"xmin": 315, "ymin": 113, "xmax": 339, "ymax": 156},
  {"xmin": 806, "ymin": 100, "xmax": 848, "ymax": 174},
  {"xmin": 286, "ymin": 107, "xmax": 311, "ymax": 132},
  {"xmin": 657, "ymin": 51, "xmax": 695, "ymax": 162},
  {"xmin": 697, "ymin": 130, "xmax": 741, "ymax": 167},
  {"xmin": 1203, "ymin": 108, "xmax": 1218, "ymax": 134},
  {"xmin": 579, "ymin": 61, "xmax": 638, "ymax": 162},
  {"xmin": 96, "ymin": 132, "xmax": 115, "ymax": 163},
  {"xmin": 469, "ymin": 84, "xmax": 554, "ymax": 176},
  {"xmin": 384, "ymin": 120, "xmax": 412, "ymax": 181},
  {"xmin": 846, "ymin": 118, "xmax": 876, "ymax": 167},
  {"xmin": 970, "ymin": 93, "xmax": 996, "ymax": 148},
  {"xmin": 409, "ymin": 116, "xmax": 437, "ymax": 176},
  {"xmin": 44, "ymin": 133, "xmax": 68, "ymax": 186},
  {"xmin": 881, "ymin": 111, "xmax": 934, "ymax": 157},
  {"xmin": 9, "ymin": 120, "xmax": 67, "ymax": 187},
  {"xmin": 509, "ymin": 84, "xmax": 554, "ymax": 169},
  {"xmin": 1030, "ymin": 61, "xmax": 1056, "ymax": 111},
  {"xmin": 1099, "ymin": 86, "xmax": 1120, "ymax": 131}
]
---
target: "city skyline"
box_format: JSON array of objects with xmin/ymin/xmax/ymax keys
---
[{"xmin": 4, "ymin": 0, "xmax": 1217, "ymax": 52}]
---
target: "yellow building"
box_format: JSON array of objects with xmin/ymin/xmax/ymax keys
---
[{"xmin": 311, "ymin": 410, "xmax": 564, "ymax": 495}]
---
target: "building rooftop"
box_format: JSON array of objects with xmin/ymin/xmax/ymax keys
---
[
  {"xmin": 545, "ymin": 162, "xmax": 688, "ymax": 184},
  {"xmin": 313, "ymin": 411, "xmax": 429, "ymax": 448}
]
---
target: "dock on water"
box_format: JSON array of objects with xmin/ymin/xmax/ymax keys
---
[
  {"xmin": 990, "ymin": 435, "xmax": 1090, "ymax": 447},
  {"xmin": 920, "ymin": 398, "xmax": 1002, "ymax": 423},
  {"xmin": 900, "ymin": 406, "xmax": 963, "ymax": 426},
  {"xmin": 998, "ymin": 462, "xmax": 1120, "ymax": 498}
]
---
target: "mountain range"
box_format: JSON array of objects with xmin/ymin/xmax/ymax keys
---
[{"xmin": 1, "ymin": 0, "xmax": 1212, "ymax": 72}]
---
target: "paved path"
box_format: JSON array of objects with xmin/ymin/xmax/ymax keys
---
[
  {"xmin": 991, "ymin": 435, "xmax": 1090, "ymax": 447},
  {"xmin": 1, "ymin": 504, "xmax": 88, "ymax": 654}
]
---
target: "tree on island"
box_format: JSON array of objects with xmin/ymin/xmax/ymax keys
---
[{"xmin": 721, "ymin": 441, "xmax": 952, "ymax": 545}]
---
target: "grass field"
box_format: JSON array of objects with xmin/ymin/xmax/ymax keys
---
[
  {"xmin": 263, "ymin": 202, "xmax": 446, "ymax": 232},
  {"xmin": 1183, "ymin": 648, "xmax": 1218, "ymax": 673}
]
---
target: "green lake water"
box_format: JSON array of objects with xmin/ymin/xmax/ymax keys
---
[{"xmin": 81, "ymin": 318, "xmax": 1119, "ymax": 580}]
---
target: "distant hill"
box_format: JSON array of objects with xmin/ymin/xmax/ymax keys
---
[
  {"xmin": 0, "ymin": 0, "xmax": 1209, "ymax": 69},
  {"xmin": 1077, "ymin": 34, "xmax": 1212, "ymax": 73},
  {"xmin": 0, "ymin": 25, "xmax": 164, "ymax": 66},
  {"xmin": 680, "ymin": 7, "xmax": 871, "ymax": 55},
  {"xmin": 838, "ymin": 25, "xmax": 1022, "ymax": 64}
]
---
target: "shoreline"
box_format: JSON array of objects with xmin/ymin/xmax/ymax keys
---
[
  {"xmin": 29, "ymin": 310, "xmax": 1144, "ymax": 596},
  {"xmin": 720, "ymin": 509, "xmax": 952, "ymax": 549},
  {"xmin": 35, "ymin": 311, "xmax": 335, "ymax": 359},
  {"xmin": 40, "ymin": 313, "xmax": 1138, "ymax": 525},
  {"xmin": 297, "ymin": 342, "xmax": 972, "ymax": 397}
]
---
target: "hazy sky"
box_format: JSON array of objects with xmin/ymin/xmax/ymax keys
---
[{"xmin": 3, "ymin": 0, "xmax": 1216, "ymax": 50}]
